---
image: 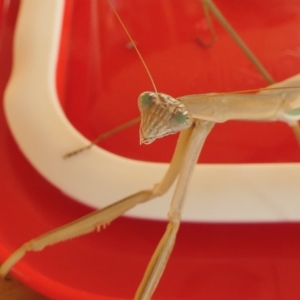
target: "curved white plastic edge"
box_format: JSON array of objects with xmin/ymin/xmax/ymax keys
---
[{"xmin": 4, "ymin": 0, "xmax": 300, "ymax": 222}]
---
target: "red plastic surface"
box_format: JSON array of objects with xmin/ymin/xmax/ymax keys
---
[{"xmin": 1, "ymin": 1, "xmax": 300, "ymax": 299}]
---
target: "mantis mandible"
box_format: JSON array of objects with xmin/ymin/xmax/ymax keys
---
[{"xmin": 1, "ymin": 0, "xmax": 300, "ymax": 299}]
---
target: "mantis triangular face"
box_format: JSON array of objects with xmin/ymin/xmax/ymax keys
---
[{"xmin": 138, "ymin": 92, "xmax": 193, "ymax": 144}]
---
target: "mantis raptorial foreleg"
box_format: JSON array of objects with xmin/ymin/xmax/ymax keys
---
[
  {"xmin": 0, "ymin": 124, "xmax": 193, "ymax": 278},
  {"xmin": 135, "ymin": 120, "xmax": 214, "ymax": 300}
]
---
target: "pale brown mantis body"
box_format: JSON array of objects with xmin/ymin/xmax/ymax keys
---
[{"xmin": 1, "ymin": 0, "xmax": 300, "ymax": 299}]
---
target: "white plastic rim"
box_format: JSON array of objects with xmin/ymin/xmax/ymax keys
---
[{"xmin": 3, "ymin": 0, "xmax": 300, "ymax": 222}]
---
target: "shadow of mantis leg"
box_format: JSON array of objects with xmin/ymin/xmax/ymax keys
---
[
  {"xmin": 0, "ymin": 128, "xmax": 194, "ymax": 278},
  {"xmin": 195, "ymin": 0, "xmax": 216, "ymax": 47},
  {"xmin": 134, "ymin": 120, "xmax": 215, "ymax": 300}
]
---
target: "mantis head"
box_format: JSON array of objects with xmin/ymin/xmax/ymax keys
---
[{"xmin": 138, "ymin": 92, "xmax": 193, "ymax": 144}]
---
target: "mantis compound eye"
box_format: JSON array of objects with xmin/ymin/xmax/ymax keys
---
[
  {"xmin": 170, "ymin": 111, "xmax": 193, "ymax": 128},
  {"xmin": 138, "ymin": 92, "xmax": 153, "ymax": 112},
  {"xmin": 138, "ymin": 92, "xmax": 193, "ymax": 144},
  {"xmin": 284, "ymin": 107, "xmax": 300, "ymax": 120}
]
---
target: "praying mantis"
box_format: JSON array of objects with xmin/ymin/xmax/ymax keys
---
[{"xmin": 1, "ymin": 0, "xmax": 300, "ymax": 299}]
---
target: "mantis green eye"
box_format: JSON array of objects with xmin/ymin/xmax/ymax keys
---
[
  {"xmin": 169, "ymin": 111, "xmax": 193, "ymax": 135},
  {"xmin": 286, "ymin": 108, "xmax": 300, "ymax": 117},
  {"xmin": 171, "ymin": 112, "xmax": 191, "ymax": 125},
  {"xmin": 138, "ymin": 92, "xmax": 153, "ymax": 112}
]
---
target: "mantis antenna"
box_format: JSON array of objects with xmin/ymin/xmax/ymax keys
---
[{"xmin": 107, "ymin": 0, "xmax": 157, "ymax": 94}]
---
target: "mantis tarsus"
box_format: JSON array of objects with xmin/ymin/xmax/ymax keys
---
[{"xmin": 1, "ymin": 0, "xmax": 300, "ymax": 299}]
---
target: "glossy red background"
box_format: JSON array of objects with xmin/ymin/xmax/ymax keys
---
[{"xmin": 1, "ymin": 1, "xmax": 300, "ymax": 299}]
